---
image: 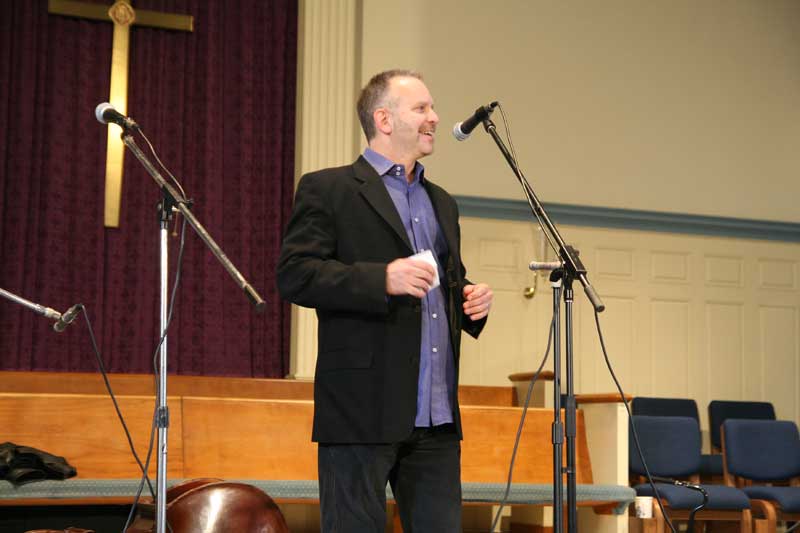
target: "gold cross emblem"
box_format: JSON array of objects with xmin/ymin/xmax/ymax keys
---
[{"xmin": 48, "ymin": 0, "xmax": 193, "ymax": 227}]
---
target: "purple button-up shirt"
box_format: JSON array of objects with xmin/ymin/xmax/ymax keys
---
[{"xmin": 363, "ymin": 148, "xmax": 455, "ymax": 427}]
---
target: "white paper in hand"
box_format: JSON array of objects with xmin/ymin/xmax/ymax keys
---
[{"xmin": 409, "ymin": 249, "xmax": 440, "ymax": 290}]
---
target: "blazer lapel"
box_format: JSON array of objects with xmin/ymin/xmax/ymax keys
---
[
  {"xmin": 425, "ymin": 180, "xmax": 459, "ymax": 262},
  {"xmin": 354, "ymin": 156, "xmax": 414, "ymax": 253},
  {"xmin": 425, "ymin": 179, "xmax": 463, "ymax": 347}
]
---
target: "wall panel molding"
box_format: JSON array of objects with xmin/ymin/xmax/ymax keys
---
[
  {"xmin": 455, "ymin": 196, "xmax": 800, "ymax": 243},
  {"xmin": 651, "ymin": 251, "xmax": 690, "ymax": 284},
  {"xmin": 704, "ymin": 256, "xmax": 745, "ymax": 288},
  {"xmin": 758, "ymin": 259, "xmax": 797, "ymax": 290}
]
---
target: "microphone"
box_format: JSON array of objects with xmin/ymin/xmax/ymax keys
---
[
  {"xmin": 452, "ymin": 101, "xmax": 498, "ymax": 141},
  {"xmin": 53, "ymin": 304, "xmax": 81, "ymax": 333},
  {"xmin": 651, "ymin": 476, "xmax": 683, "ymax": 485},
  {"xmin": 650, "ymin": 476, "xmax": 704, "ymax": 491},
  {"xmin": 529, "ymin": 260, "xmax": 563, "ymax": 272},
  {"xmin": 95, "ymin": 102, "xmax": 138, "ymax": 130}
]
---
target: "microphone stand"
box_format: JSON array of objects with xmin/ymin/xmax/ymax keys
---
[
  {"xmin": 120, "ymin": 129, "xmax": 265, "ymax": 533},
  {"xmin": 548, "ymin": 271, "xmax": 565, "ymax": 530},
  {"xmin": 478, "ymin": 116, "xmax": 604, "ymax": 533},
  {"xmin": 0, "ymin": 287, "xmax": 62, "ymax": 322}
]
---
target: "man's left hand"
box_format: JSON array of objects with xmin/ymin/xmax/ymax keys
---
[{"xmin": 463, "ymin": 283, "xmax": 493, "ymax": 321}]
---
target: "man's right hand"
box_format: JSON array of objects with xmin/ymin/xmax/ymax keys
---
[{"xmin": 386, "ymin": 258, "xmax": 436, "ymax": 299}]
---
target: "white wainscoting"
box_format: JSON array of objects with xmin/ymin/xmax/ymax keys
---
[{"xmin": 459, "ymin": 217, "xmax": 800, "ymax": 432}]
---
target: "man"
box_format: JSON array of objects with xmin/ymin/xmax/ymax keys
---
[{"xmin": 277, "ymin": 69, "xmax": 493, "ymax": 532}]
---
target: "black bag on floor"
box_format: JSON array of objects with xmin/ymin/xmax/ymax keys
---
[{"xmin": 0, "ymin": 441, "xmax": 77, "ymax": 486}]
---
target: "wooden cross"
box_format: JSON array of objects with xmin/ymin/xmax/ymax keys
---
[{"xmin": 48, "ymin": 0, "xmax": 194, "ymax": 228}]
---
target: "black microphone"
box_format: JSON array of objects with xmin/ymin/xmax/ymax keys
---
[
  {"xmin": 452, "ymin": 101, "xmax": 498, "ymax": 141},
  {"xmin": 94, "ymin": 102, "xmax": 138, "ymax": 130},
  {"xmin": 650, "ymin": 476, "xmax": 703, "ymax": 490},
  {"xmin": 53, "ymin": 304, "xmax": 81, "ymax": 333}
]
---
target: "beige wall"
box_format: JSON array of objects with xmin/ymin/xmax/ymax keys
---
[
  {"xmin": 360, "ymin": 0, "xmax": 800, "ymax": 223},
  {"xmin": 294, "ymin": 1, "xmax": 800, "ymax": 424},
  {"xmin": 289, "ymin": 6, "xmax": 799, "ymax": 530}
]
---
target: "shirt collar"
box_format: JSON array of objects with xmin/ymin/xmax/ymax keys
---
[{"xmin": 363, "ymin": 148, "xmax": 425, "ymax": 184}]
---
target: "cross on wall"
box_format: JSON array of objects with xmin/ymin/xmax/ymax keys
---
[{"xmin": 48, "ymin": 0, "xmax": 194, "ymax": 227}]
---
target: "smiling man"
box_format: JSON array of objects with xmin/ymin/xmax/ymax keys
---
[{"xmin": 277, "ymin": 69, "xmax": 493, "ymax": 532}]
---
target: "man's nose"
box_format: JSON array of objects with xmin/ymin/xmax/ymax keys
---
[{"xmin": 429, "ymin": 109, "xmax": 439, "ymax": 124}]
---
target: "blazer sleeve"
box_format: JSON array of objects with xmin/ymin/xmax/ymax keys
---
[
  {"xmin": 460, "ymin": 278, "xmax": 487, "ymax": 339},
  {"xmin": 455, "ymin": 218, "xmax": 487, "ymax": 339},
  {"xmin": 276, "ymin": 173, "xmax": 389, "ymax": 314}
]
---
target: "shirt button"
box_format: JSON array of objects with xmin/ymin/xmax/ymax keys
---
[
  {"xmin": 413, "ymin": 217, "xmax": 419, "ymax": 223},
  {"xmin": 432, "ymin": 313, "xmax": 438, "ymax": 319},
  {"xmin": 432, "ymin": 347, "xmax": 438, "ymax": 353}
]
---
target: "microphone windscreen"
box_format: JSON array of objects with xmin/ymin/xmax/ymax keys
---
[
  {"xmin": 95, "ymin": 102, "xmax": 114, "ymax": 124},
  {"xmin": 452, "ymin": 122, "xmax": 469, "ymax": 141}
]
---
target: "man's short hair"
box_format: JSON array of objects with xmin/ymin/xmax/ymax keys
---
[{"xmin": 356, "ymin": 69, "xmax": 423, "ymax": 141}]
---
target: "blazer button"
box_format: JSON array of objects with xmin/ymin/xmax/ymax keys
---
[{"xmin": 413, "ymin": 305, "xmax": 421, "ymax": 313}]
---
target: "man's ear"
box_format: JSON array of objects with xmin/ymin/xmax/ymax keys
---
[{"xmin": 374, "ymin": 108, "xmax": 392, "ymax": 135}]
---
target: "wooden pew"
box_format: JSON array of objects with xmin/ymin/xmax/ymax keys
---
[
  {"xmin": 0, "ymin": 370, "xmax": 512, "ymax": 406},
  {"xmin": 0, "ymin": 371, "xmax": 633, "ymax": 531},
  {"xmin": 0, "ymin": 393, "xmax": 587, "ymax": 484}
]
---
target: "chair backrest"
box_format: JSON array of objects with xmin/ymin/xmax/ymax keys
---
[
  {"xmin": 708, "ymin": 400, "xmax": 775, "ymax": 451},
  {"xmin": 629, "ymin": 415, "xmax": 701, "ymax": 478},
  {"xmin": 631, "ymin": 397, "xmax": 700, "ymax": 420},
  {"xmin": 723, "ymin": 419, "xmax": 800, "ymax": 482}
]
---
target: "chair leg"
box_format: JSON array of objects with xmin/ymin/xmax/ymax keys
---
[
  {"xmin": 652, "ymin": 500, "xmax": 666, "ymax": 533},
  {"xmin": 741, "ymin": 509, "xmax": 752, "ymax": 533},
  {"xmin": 750, "ymin": 500, "xmax": 777, "ymax": 533}
]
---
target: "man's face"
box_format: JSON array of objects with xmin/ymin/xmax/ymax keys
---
[{"xmin": 384, "ymin": 76, "xmax": 439, "ymax": 161}]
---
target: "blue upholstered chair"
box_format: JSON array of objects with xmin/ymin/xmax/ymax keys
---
[
  {"xmin": 632, "ymin": 397, "xmax": 700, "ymax": 419},
  {"xmin": 630, "ymin": 415, "xmax": 752, "ymax": 532},
  {"xmin": 708, "ymin": 400, "xmax": 776, "ymax": 452},
  {"xmin": 632, "ymin": 397, "xmax": 722, "ymax": 479},
  {"xmin": 722, "ymin": 419, "xmax": 800, "ymax": 533}
]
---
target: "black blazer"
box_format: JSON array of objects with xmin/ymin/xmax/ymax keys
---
[{"xmin": 277, "ymin": 156, "xmax": 486, "ymax": 443}]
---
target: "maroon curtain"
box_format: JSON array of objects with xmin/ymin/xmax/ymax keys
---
[{"xmin": 0, "ymin": 0, "xmax": 296, "ymax": 377}]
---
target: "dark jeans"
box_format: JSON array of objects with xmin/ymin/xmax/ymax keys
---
[{"xmin": 318, "ymin": 424, "xmax": 462, "ymax": 533}]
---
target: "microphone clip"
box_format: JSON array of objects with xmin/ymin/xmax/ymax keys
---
[{"xmin": 53, "ymin": 303, "xmax": 82, "ymax": 333}]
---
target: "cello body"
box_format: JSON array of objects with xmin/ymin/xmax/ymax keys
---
[{"xmin": 126, "ymin": 478, "xmax": 289, "ymax": 533}]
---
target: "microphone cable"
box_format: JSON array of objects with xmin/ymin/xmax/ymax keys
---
[
  {"xmin": 490, "ymin": 313, "xmax": 555, "ymax": 532},
  {"xmin": 496, "ymin": 102, "xmax": 560, "ymax": 259},
  {"xmin": 93, "ymin": 107, "xmax": 191, "ymax": 532},
  {"xmin": 121, "ymin": 214, "xmax": 187, "ymax": 533},
  {"xmin": 484, "ymin": 104, "xmax": 577, "ymax": 532},
  {"xmin": 78, "ymin": 304, "xmax": 157, "ymax": 501},
  {"xmin": 485, "ymin": 102, "xmax": 678, "ymax": 532},
  {"xmin": 650, "ymin": 476, "xmax": 708, "ymax": 533},
  {"xmin": 137, "ymin": 127, "xmax": 189, "ymax": 202},
  {"xmin": 594, "ymin": 309, "xmax": 678, "ymax": 533}
]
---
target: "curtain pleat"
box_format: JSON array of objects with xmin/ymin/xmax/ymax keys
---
[{"xmin": 0, "ymin": 0, "xmax": 296, "ymax": 377}]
